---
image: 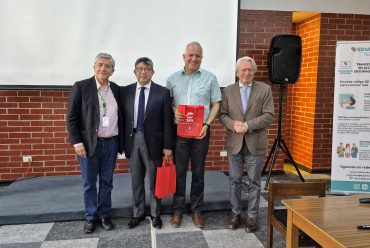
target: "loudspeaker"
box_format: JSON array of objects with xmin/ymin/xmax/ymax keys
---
[{"xmin": 268, "ymin": 34, "xmax": 302, "ymax": 84}]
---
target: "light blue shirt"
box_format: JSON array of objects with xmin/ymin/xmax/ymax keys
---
[
  {"xmin": 239, "ymin": 81, "xmax": 252, "ymax": 102},
  {"xmin": 166, "ymin": 68, "xmax": 221, "ymax": 122}
]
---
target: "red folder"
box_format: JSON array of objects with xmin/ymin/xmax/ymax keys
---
[
  {"xmin": 155, "ymin": 156, "xmax": 176, "ymax": 199},
  {"xmin": 177, "ymin": 105, "xmax": 204, "ymax": 138}
]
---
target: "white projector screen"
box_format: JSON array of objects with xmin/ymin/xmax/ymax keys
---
[{"xmin": 0, "ymin": 0, "xmax": 238, "ymax": 88}]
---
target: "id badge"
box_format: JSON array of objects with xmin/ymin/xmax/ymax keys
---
[{"xmin": 102, "ymin": 116, "xmax": 110, "ymax": 127}]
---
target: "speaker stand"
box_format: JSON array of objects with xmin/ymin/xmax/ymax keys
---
[{"xmin": 261, "ymin": 84, "xmax": 304, "ymax": 190}]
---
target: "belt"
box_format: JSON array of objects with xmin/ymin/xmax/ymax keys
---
[
  {"xmin": 133, "ymin": 128, "xmax": 143, "ymax": 134},
  {"xmin": 97, "ymin": 135, "xmax": 118, "ymax": 141}
]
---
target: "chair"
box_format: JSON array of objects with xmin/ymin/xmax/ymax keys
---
[{"xmin": 267, "ymin": 180, "xmax": 326, "ymax": 248}]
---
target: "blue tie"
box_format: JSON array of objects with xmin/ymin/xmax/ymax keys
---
[
  {"xmin": 137, "ymin": 87, "xmax": 145, "ymax": 132},
  {"xmin": 241, "ymin": 86, "xmax": 248, "ymax": 113}
]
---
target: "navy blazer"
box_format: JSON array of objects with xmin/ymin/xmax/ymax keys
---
[
  {"xmin": 120, "ymin": 82, "xmax": 173, "ymax": 163},
  {"xmin": 67, "ymin": 76, "xmax": 124, "ymax": 157}
]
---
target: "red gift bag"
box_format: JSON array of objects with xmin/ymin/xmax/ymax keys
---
[
  {"xmin": 155, "ymin": 156, "xmax": 176, "ymax": 199},
  {"xmin": 177, "ymin": 104, "xmax": 204, "ymax": 138}
]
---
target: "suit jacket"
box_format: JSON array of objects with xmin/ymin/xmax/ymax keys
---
[
  {"xmin": 67, "ymin": 76, "xmax": 124, "ymax": 157},
  {"xmin": 120, "ymin": 82, "xmax": 173, "ymax": 163},
  {"xmin": 219, "ymin": 81, "xmax": 274, "ymax": 155}
]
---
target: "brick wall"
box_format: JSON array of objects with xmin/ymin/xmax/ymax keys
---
[
  {"xmin": 0, "ymin": 9, "xmax": 295, "ymax": 182},
  {"xmin": 11, "ymin": 10, "xmax": 369, "ymax": 181},
  {"xmin": 286, "ymin": 13, "xmax": 370, "ymax": 172},
  {"xmin": 286, "ymin": 14, "xmax": 321, "ymax": 169},
  {"xmin": 239, "ymin": 9, "xmax": 293, "ymax": 172},
  {"xmin": 314, "ymin": 13, "xmax": 370, "ymax": 170}
]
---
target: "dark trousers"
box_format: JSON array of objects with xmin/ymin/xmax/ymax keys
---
[
  {"xmin": 78, "ymin": 137, "xmax": 118, "ymax": 220},
  {"xmin": 173, "ymin": 128, "xmax": 210, "ymax": 213}
]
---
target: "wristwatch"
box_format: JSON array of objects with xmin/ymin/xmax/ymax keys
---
[{"xmin": 203, "ymin": 123, "xmax": 211, "ymax": 127}]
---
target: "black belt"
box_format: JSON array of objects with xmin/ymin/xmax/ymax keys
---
[{"xmin": 97, "ymin": 135, "xmax": 118, "ymax": 141}]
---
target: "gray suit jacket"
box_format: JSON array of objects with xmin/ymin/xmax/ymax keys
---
[{"xmin": 219, "ymin": 81, "xmax": 274, "ymax": 155}]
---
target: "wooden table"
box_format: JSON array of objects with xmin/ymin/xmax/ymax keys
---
[{"xmin": 282, "ymin": 194, "xmax": 370, "ymax": 248}]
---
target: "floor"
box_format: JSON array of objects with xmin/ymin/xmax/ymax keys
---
[{"xmin": 0, "ymin": 165, "xmax": 330, "ymax": 247}]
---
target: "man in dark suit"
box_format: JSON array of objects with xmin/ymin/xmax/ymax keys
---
[
  {"xmin": 120, "ymin": 57, "xmax": 173, "ymax": 229},
  {"xmin": 67, "ymin": 53, "xmax": 123, "ymax": 234},
  {"xmin": 219, "ymin": 56, "xmax": 274, "ymax": 233}
]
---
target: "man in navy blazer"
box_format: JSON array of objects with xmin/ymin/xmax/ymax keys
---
[
  {"xmin": 120, "ymin": 57, "xmax": 173, "ymax": 229},
  {"xmin": 67, "ymin": 53, "xmax": 124, "ymax": 234}
]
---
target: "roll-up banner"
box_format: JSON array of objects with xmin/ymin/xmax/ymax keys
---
[{"xmin": 331, "ymin": 41, "xmax": 370, "ymax": 194}]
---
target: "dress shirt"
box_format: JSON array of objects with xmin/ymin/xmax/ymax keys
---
[
  {"xmin": 166, "ymin": 68, "xmax": 221, "ymax": 123},
  {"xmin": 96, "ymin": 79, "xmax": 119, "ymax": 138},
  {"xmin": 134, "ymin": 81, "xmax": 151, "ymax": 129}
]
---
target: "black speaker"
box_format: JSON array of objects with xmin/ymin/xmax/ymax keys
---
[{"xmin": 268, "ymin": 34, "xmax": 302, "ymax": 84}]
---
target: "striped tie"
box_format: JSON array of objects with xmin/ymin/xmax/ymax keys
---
[{"xmin": 241, "ymin": 86, "xmax": 248, "ymax": 113}]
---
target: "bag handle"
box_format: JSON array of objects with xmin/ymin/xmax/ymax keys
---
[{"xmin": 162, "ymin": 156, "xmax": 174, "ymax": 167}]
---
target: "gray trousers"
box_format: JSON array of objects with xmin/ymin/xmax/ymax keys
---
[
  {"xmin": 129, "ymin": 133, "xmax": 160, "ymax": 217},
  {"xmin": 227, "ymin": 145, "xmax": 263, "ymax": 218}
]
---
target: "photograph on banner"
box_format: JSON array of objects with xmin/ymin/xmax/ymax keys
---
[{"xmin": 331, "ymin": 41, "xmax": 370, "ymax": 194}]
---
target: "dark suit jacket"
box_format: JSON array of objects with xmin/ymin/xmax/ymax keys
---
[
  {"xmin": 67, "ymin": 76, "xmax": 124, "ymax": 157},
  {"xmin": 120, "ymin": 82, "xmax": 173, "ymax": 163}
]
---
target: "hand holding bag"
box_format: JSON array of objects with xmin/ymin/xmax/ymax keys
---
[
  {"xmin": 155, "ymin": 156, "xmax": 176, "ymax": 199},
  {"xmin": 177, "ymin": 104, "xmax": 204, "ymax": 138}
]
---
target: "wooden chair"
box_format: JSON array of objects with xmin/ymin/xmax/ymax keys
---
[{"xmin": 267, "ymin": 180, "xmax": 326, "ymax": 248}]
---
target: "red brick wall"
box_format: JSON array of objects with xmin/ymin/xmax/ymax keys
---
[
  {"xmin": 286, "ymin": 14, "xmax": 321, "ymax": 169},
  {"xmin": 0, "ymin": 89, "xmax": 131, "ymax": 181},
  {"xmin": 15, "ymin": 10, "xmax": 370, "ymax": 180},
  {"xmin": 286, "ymin": 13, "xmax": 370, "ymax": 172},
  {"xmin": 313, "ymin": 13, "xmax": 370, "ymax": 170},
  {"xmin": 239, "ymin": 10, "xmax": 293, "ymax": 172},
  {"xmin": 0, "ymin": 9, "xmax": 296, "ymax": 181}
]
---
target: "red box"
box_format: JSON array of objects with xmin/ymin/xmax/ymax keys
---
[{"xmin": 177, "ymin": 105, "xmax": 204, "ymax": 138}]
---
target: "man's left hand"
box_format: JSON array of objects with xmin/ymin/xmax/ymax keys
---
[
  {"xmin": 195, "ymin": 125, "xmax": 208, "ymax": 140},
  {"xmin": 163, "ymin": 149, "xmax": 172, "ymax": 157}
]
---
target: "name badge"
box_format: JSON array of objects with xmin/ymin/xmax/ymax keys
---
[{"xmin": 102, "ymin": 116, "xmax": 110, "ymax": 127}]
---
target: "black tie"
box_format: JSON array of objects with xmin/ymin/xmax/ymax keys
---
[{"xmin": 137, "ymin": 87, "xmax": 145, "ymax": 132}]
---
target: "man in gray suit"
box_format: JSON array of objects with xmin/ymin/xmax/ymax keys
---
[
  {"xmin": 219, "ymin": 56, "xmax": 274, "ymax": 233},
  {"xmin": 120, "ymin": 57, "xmax": 173, "ymax": 229}
]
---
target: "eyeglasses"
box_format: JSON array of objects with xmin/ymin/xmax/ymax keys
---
[{"xmin": 135, "ymin": 67, "xmax": 152, "ymax": 73}]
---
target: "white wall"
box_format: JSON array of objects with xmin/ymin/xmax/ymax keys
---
[
  {"xmin": 0, "ymin": 0, "xmax": 238, "ymax": 87},
  {"xmin": 241, "ymin": 0, "xmax": 370, "ymax": 14}
]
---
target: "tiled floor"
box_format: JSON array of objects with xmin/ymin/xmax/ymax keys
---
[
  {"xmin": 0, "ymin": 195, "xmax": 290, "ymax": 248},
  {"xmin": 0, "ymin": 165, "xmax": 329, "ymax": 247},
  {"xmin": 0, "ymin": 212, "xmax": 279, "ymax": 248}
]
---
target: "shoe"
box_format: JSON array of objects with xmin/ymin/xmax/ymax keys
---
[
  {"xmin": 151, "ymin": 216, "xmax": 163, "ymax": 229},
  {"xmin": 228, "ymin": 213, "xmax": 241, "ymax": 230},
  {"xmin": 84, "ymin": 220, "xmax": 96, "ymax": 234},
  {"xmin": 127, "ymin": 216, "xmax": 146, "ymax": 229},
  {"xmin": 101, "ymin": 217, "xmax": 114, "ymax": 231},
  {"xmin": 245, "ymin": 217, "xmax": 258, "ymax": 233},
  {"xmin": 170, "ymin": 213, "xmax": 183, "ymax": 228},
  {"xmin": 192, "ymin": 212, "xmax": 205, "ymax": 229}
]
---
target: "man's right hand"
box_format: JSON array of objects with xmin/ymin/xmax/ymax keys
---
[
  {"xmin": 174, "ymin": 108, "xmax": 185, "ymax": 122},
  {"xmin": 233, "ymin": 120, "xmax": 248, "ymax": 134},
  {"xmin": 74, "ymin": 144, "xmax": 87, "ymax": 158}
]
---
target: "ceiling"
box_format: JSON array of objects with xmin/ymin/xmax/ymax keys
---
[{"xmin": 292, "ymin": 11, "xmax": 320, "ymax": 23}]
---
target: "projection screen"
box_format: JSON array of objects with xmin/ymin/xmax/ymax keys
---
[{"xmin": 0, "ymin": 0, "xmax": 238, "ymax": 88}]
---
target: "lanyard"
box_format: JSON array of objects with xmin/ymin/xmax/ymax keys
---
[{"xmin": 98, "ymin": 90, "xmax": 107, "ymax": 116}]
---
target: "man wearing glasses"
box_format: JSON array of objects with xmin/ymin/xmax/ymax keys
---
[{"xmin": 120, "ymin": 57, "xmax": 173, "ymax": 229}]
